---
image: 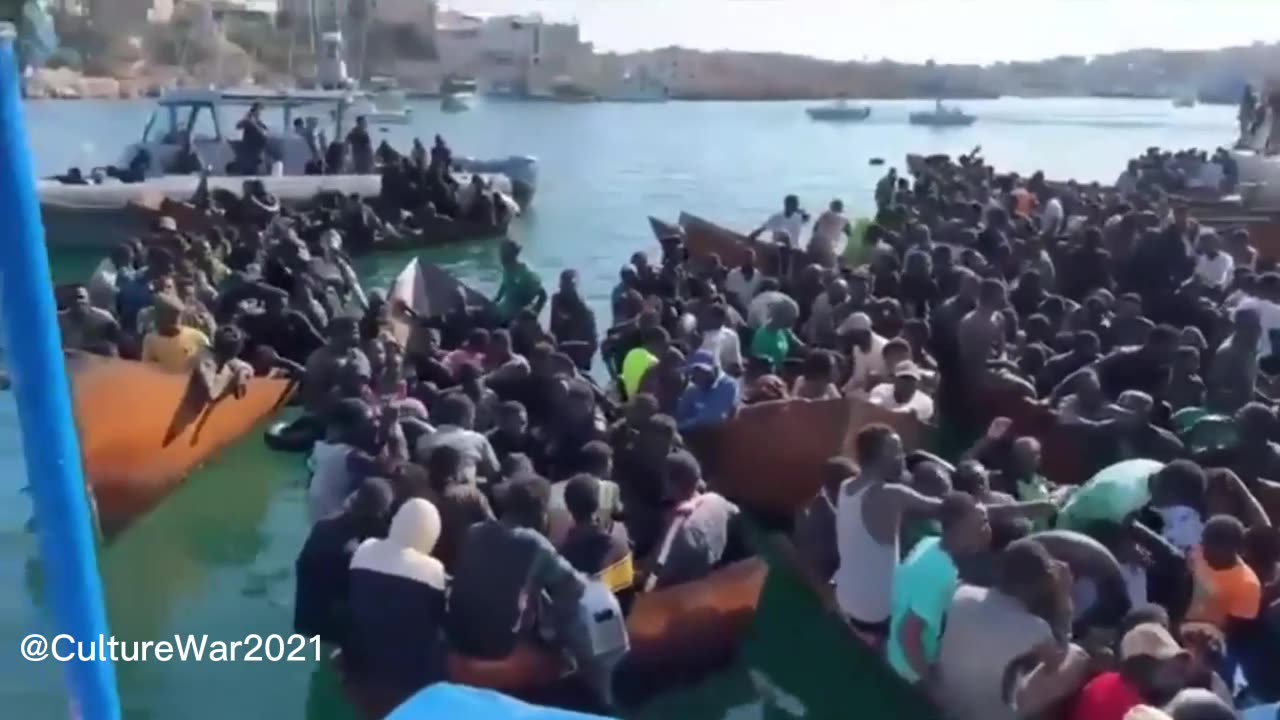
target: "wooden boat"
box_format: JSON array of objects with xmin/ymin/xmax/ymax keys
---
[
  {"xmin": 343, "ymin": 558, "xmax": 768, "ymax": 718},
  {"xmin": 678, "ymin": 211, "xmax": 786, "ymax": 276},
  {"xmin": 684, "ymin": 395, "xmax": 925, "ymax": 519},
  {"xmin": 386, "ymin": 258, "xmax": 494, "ymax": 352},
  {"xmin": 70, "ymin": 353, "xmax": 293, "ymax": 533},
  {"xmin": 647, "ymin": 215, "xmax": 682, "ymax": 242}
]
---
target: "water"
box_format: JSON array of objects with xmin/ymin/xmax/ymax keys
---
[{"xmin": 2, "ymin": 96, "xmax": 1238, "ymax": 718}]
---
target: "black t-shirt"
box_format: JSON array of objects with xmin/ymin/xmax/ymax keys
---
[
  {"xmin": 1096, "ymin": 348, "xmax": 1170, "ymax": 399},
  {"xmin": 237, "ymin": 309, "xmax": 324, "ymax": 364}
]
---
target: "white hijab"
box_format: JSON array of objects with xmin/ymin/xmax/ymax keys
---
[{"xmin": 350, "ymin": 498, "xmax": 446, "ymax": 589}]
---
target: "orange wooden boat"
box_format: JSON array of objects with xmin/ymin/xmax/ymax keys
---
[
  {"xmin": 684, "ymin": 395, "xmax": 926, "ymax": 518},
  {"xmin": 678, "ymin": 211, "xmax": 786, "ymax": 276},
  {"xmin": 343, "ymin": 558, "xmax": 768, "ymax": 718},
  {"xmin": 70, "ymin": 353, "xmax": 293, "ymax": 533}
]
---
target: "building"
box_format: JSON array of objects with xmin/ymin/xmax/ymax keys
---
[
  {"xmin": 374, "ymin": 0, "xmax": 435, "ymax": 26},
  {"xmin": 87, "ymin": 0, "xmax": 173, "ymax": 37},
  {"xmin": 211, "ymin": 0, "xmax": 279, "ymax": 18},
  {"xmin": 430, "ymin": 5, "xmax": 593, "ymax": 88}
]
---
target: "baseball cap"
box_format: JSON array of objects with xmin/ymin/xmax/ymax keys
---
[
  {"xmin": 1120, "ymin": 623, "xmax": 1188, "ymax": 661},
  {"xmin": 838, "ymin": 312, "xmax": 873, "ymax": 335},
  {"xmin": 686, "ymin": 350, "xmax": 717, "ymax": 373},
  {"xmin": 893, "ymin": 361, "xmax": 923, "ymax": 380}
]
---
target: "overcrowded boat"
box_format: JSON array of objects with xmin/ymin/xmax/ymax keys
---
[{"xmin": 52, "ymin": 114, "xmax": 1280, "ymax": 719}]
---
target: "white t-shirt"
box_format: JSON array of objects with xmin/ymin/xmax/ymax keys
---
[
  {"xmin": 867, "ymin": 383, "xmax": 935, "ymax": 422},
  {"xmin": 812, "ymin": 210, "xmax": 850, "ymax": 256},
  {"xmin": 844, "ymin": 332, "xmax": 888, "ymax": 390},
  {"xmin": 700, "ymin": 326, "xmax": 743, "ymax": 369},
  {"xmin": 762, "ymin": 211, "xmax": 807, "ymax": 245},
  {"xmin": 307, "ymin": 441, "xmax": 357, "ymax": 524},
  {"xmin": 724, "ymin": 267, "xmax": 765, "ymax": 310},
  {"xmin": 1194, "ymin": 251, "xmax": 1234, "ymax": 288},
  {"xmin": 1235, "ymin": 295, "xmax": 1280, "ymax": 357}
]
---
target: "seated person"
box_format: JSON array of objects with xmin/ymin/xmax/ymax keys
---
[
  {"xmin": 446, "ymin": 476, "xmax": 587, "ymax": 660},
  {"xmin": 141, "ymin": 294, "xmax": 210, "ymax": 372},
  {"xmin": 345, "ymin": 499, "xmax": 448, "ymax": 695},
  {"xmin": 645, "ymin": 451, "xmax": 741, "ymax": 590},
  {"xmin": 294, "ymin": 477, "xmax": 394, "ymax": 645},
  {"xmin": 58, "ymin": 285, "xmax": 120, "ymax": 355},
  {"xmin": 559, "ymin": 474, "xmax": 635, "ymax": 613}
]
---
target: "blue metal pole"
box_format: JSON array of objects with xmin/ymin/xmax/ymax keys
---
[{"xmin": 0, "ymin": 22, "xmax": 121, "ymax": 720}]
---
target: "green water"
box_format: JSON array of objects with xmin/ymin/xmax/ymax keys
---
[{"xmin": 2, "ymin": 97, "xmax": 1240, "ymax": 717}]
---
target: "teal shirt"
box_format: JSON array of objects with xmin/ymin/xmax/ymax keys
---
[
  {"xmin": 886, "ymin": 537, "xmax": 958, "ymax": 682},
  {"xmin": 496, "ymin": 262, "xmax": 543, "ymax": 321},
  {"xmin": 750, "ymin": 326, "xmax": 790, "ymax": 368}
]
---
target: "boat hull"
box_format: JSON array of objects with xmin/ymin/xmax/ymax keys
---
[
  {"xmin": 806, "ymin": 107, "xmax": 871, "ymax": 122},
  {"xmin": 908, "ymin": 114, "xmax": 977, "ymax": 127},
  {"xmin": 70, "ymin": 353, "xmax": 293, "ymax": 533}
]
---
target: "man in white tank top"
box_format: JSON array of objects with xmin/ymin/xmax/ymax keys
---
[
  {"xmin": 835, "ymin": 425, "xmax": 943, "ymax": 637},
  {"xmin": 834, "ymin": 425, "xmax": 1061, "ymax": 639}
]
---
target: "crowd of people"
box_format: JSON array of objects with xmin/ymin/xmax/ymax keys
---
[{"xmin": 55, "ymin": 135, "xmax": 1280, "ymax": 718}]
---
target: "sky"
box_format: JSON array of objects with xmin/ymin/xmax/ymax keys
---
[{"xmin": 446, "ymin": 0, "xmax": 1280, "ymax": 64}]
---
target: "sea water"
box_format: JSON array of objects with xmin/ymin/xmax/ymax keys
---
[{"xmin": 0, "ymin": 97, "xmax": 1237, "ymax": 718}]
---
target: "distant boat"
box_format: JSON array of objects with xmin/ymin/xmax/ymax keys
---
[
  {"xmin": 1172, "ymin": 92, "xmax": 1197, "ymax": 108},
  {"xmin": 441, "ymin": 76, "xmax": 478, "ymax": 114},
  {"xmin": 909, "ymin": 100, "xmax": 976, "ymax": 127},
  {"xmin": 806, "ymin": 100, "xmax": 872, "ymax": 122}
]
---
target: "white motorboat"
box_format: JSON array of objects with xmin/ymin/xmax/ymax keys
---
[
  {"xmin": 350, "ymin": 78, "xmax": 412, "ymax": 124},
  {"xmin": 806, "ymin": 100, "xmax": 872, "ymax": 122},
  {"xmin": 40, "ymin": 87, "xmax": 540, "ymax": 248},
  {"xmin": 908, "ymin": 99, "xmax": 977, "ymax": 127},
  {"xmin": 441, "ymin": 77, "xmax": 478, "ymax": 114}
]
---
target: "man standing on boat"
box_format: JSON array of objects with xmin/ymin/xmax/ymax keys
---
[
  {"xmin": 235, "ymin": 102, "xmax": 269, "ymax": 175},
  {"xmin": 347, "ymin": 116, "xmax": 374, "ymax": 174},
  {"xmin": 748, "ymin": 194, "xmax": 809, "ymax": 246},
  {"xmin": 811, "ymin": 199, "xmax": 853, "ymax": 265}
]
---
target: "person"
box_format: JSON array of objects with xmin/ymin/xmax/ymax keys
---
[
  {"xmin": 811, "ymin": 198, "xmax": 853, "ymax": 260},
  {"xmin": 1163, "ymin": 688, "xmax": 1237, "ymax": 720},
  {"xmin": 235, "ymin": 102, "xmax": 268, "ymax": 174},
  {"xmin": 549, "ymin": 269, "xmax": 598, "ymax": 371},
  {"xmin": 308, "ymin": 398, "xmax": 377, "ymax": 524},
  {"xmin": 1186, "ymin": 514, "xmax": 1262, "ymax": 632},
  {"xmin": 237, "ymin": 289, "xmax": 327, "ymax": 367},
  {"xmin": 1192, "ymin": 230, "xmax": 1233, "ymax": 290},
  {"xmin": 493, "ymin": 240, "xmax": 547, "ymax": 324},
  {"xmin": 58, "ymin": 284, "xmax": 120, "ymax": 355},
  {"xmin": 750, "ymin": 301, "xmax": 805, "ymax": 371},
  {"xmin": 724, "ymin": 250, "xmax": 764, "ymax": 312},
  {"xmin": 867, "ymin": 361, "xmax": 936, "ymax": 423},
  {"xmin": 87, "ymin": 243, "xmax": 135, "ymax": 313},
  {"xmin": 620, "ymin": 326, "xmax": 667, "ymax": 401},
  {"xmin": 419, "ymin": 444, "xmax": 494, "ymax": 569},
  {"xmin": 347, "ymin": 116, "xmax": 374, "ymax": 174},
  {"xmin": 699, "ymin": 303, "xmax": 743, "ymax": 375},
  {"xmin": 444, "ymin": 328, "xmax": 489, "ymax": 377},
  {"xmin": 559, "ymin": 474, "xmax": 635, "ymax": 612},
  {"xmin": 748, "ymin": 194, "xmax": 809, "ymax": 245},
  {"xmin": 486, "ymin": 401, "xmax": 543, "ymax": 475},
  {"xmin": 957, "ymin": 278, "xmax": 1008, "ymax": 384},
  {"xmin": 294, "ymin": 477, "xmax": 394, "ymax": 645},
  {"xmin": 1208, "ymin": 308, "xmax": 1261, "ymax": 413},
  {"xmin": 446, "ymin": 476, "xmax": 587, "ymax": 659},
  {"xmin": 887, "ymin": 491, "xmax": 992, "ymax": 685},
  {"xmin": 840, "ymin": 311, "xmax": 888, "ymax": 391},
  {"xmin": 303, "ymin": 317, "xmax": 370, "ymax": 418},
  {"xmin": 834, "ymin": 425, "xmax": 944, "ymax": 640},
  {"xmin": 795, "ymin": 457, "xmax": 857, "ymax": 581},
  {"xmin": 646, "ymin": 451, "xmax": 740, "ymax": 589},
  {"xmin": 935, "ymin": 538, "xmax": 1090, "ymax": 720},
  {"xmin": 1069, "ymin": 623, "xmax": 1194, "ymax": 720},
  {"xmin": 792, "ymin": 350, "xmax": 842, "ymax": 400},
  {"xmin": 344, "ymin": 498, "xmax": 448, "ymax": 694},
  {"xmin": 141, "ymin": 295, "xmax": 210, "ymax": 372},
  {"xmin": 676, "ymin": 351, "xmax": 739, "ymax": 430},
  {"xmin": 414, "ymin": 394, "xmax": 500, "ymax": 485}
]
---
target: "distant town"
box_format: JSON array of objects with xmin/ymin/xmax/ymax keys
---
[{"xmin": 26, "ymin": 1, "xmax": 1280, "ymax": 102}]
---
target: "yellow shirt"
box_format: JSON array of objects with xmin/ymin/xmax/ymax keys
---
[
  {"xmin": 620, "ymin": 347, "xmax": 657, "ymax": 400},
  {"xmin": 142, "ymin": 327, "xmax": 210, "ymax": 372}
]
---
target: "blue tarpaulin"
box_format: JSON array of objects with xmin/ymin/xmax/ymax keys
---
[{"xmin": 386, "ymin": 684, "xmax": 617, "ymax": 720}]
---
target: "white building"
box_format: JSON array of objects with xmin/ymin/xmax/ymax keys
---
[{"xmin": 432, "ymin": 6, "xmax": 593, "ymax": 88}]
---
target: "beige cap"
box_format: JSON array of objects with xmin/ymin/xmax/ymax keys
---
[{"xmin": 1120, "ymin": 623, "xmax": 1188, "ymax": 661}]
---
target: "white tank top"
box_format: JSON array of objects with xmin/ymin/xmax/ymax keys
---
[{"xmin": 834, "ymin": 481, "xmax": 899, "ymax": 623}]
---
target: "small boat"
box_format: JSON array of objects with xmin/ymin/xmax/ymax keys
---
[
  {"xmin": 70, "ymin": 353, "xmax": 293, "ymax": 534},
  {"xmin": 805, "ymin": 100, "xmax": 872, "ymax": 122},
  {"xmin": 1172, "ymin": 91, "xmax": 1197, "ymax": 109},
  {"xmin": 908, "ymin": 99, "xmax": 977, "ymax": 127},
  {"xmin": 352, "ymin": 84, "xmax": 413, "ymax": 125},
  {"xmin": 441, "ymin": 77, "xmax": 478, "ymax": 114}
]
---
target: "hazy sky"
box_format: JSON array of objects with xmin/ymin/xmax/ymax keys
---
[{"xmin": 447, "ymin": 0, "xmax": 1280, "ymax": 64}]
